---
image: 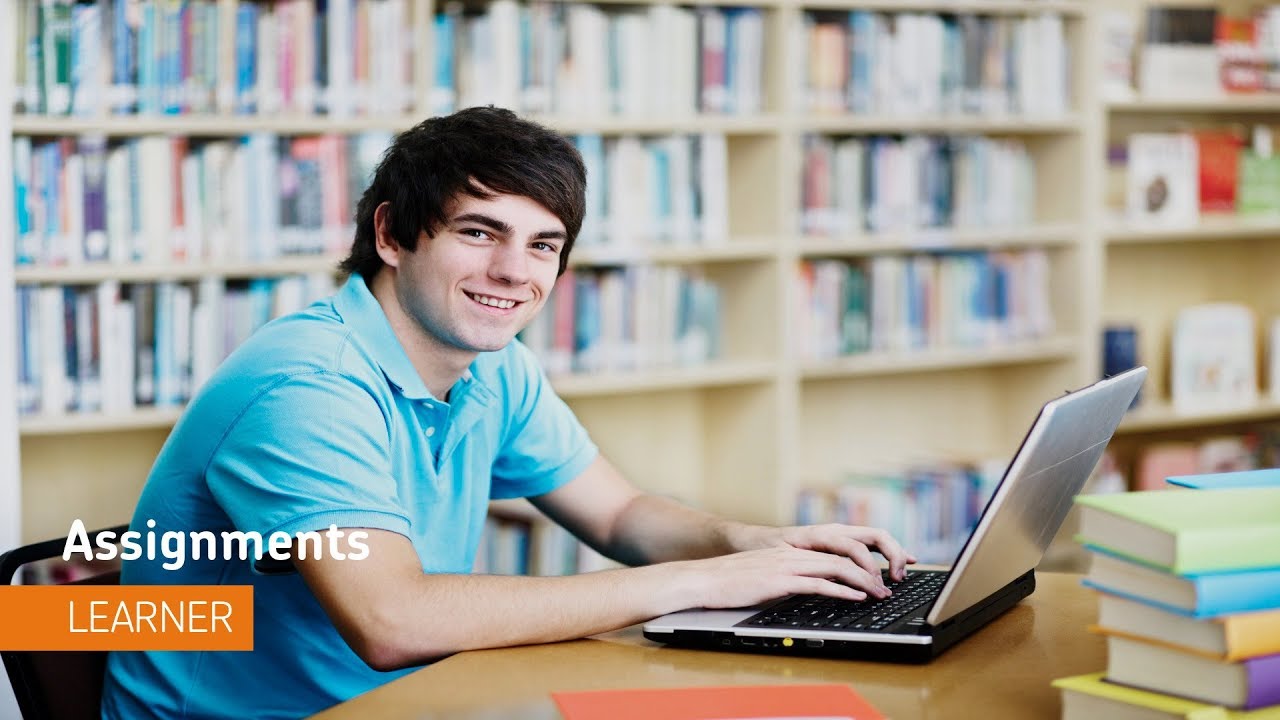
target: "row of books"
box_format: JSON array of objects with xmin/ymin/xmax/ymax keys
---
[
  {"xmin": 1103, "ymin": 5, "xmax": 1280, "ymax": 101},
  {"xmin": 474, "ymin": 515, "xmax": 614, "ymax": 577},
  {"xmin": 798, "ymin": 11, "xmax": 1069, "ymax": 118},
  {"xmin": 439, "ymin": 1, "xmax": 762, "ymax": 118},
  {"xmin": 573, "ymin": 134, "xmax": 728, "ymax": 247},
  {"xmin": 800, "ymin": 134, "xmax": 1036, "ymax": 236},
  {"xmin": 795, "ymin": 461, "xmax": 1003, "ymax": 564},
  {"xmin": 518, "ymin": 267, "xmax": 722, "ymax": 377},
  {"xmin": 12, "ymin": 0, "xmax": 416, "ymax": 117},
  {"xmin": 1122, "ymin": 128, "xmax": 1280, "ymax": 227},
  {"xmin": 795, "ymin": 250, "xmax": 1054, "ymax": 359},
  {"xmin": 15, "ymin": 275, "xmax": 336, "ymax": 417},
  {"xmin": 1056, "ymin": 473, "xmax": 1280, "ymax": 719},
  {"xmin": 12, "ymin": 131, "xmax": 391, "ymax": 268},
  {"xmin": 11, "ymin": 130, "xmax": 730, "ymax": 269}
]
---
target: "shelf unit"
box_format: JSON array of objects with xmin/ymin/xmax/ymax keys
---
[{"xmin": 4, "ymin": 0, "xmax": 1099, "ymax": 554}]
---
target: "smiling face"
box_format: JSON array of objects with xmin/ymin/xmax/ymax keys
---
[{"xmin": 377, "ymin": 192, "xmax": 566, "ymax": 363}]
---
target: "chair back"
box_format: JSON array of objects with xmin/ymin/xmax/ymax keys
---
[{"xmin": 0, "ymin": 525, "xmax": 127, "ymax": 720}]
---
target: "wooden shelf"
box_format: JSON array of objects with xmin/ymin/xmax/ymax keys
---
[
  {"xmin": 1117, "ymin": 398, "xmax": 1280, "ymax": 434},
  {"xmin": 783, "ymin": 0, "xmax": 1085, "ymax": 13},
  {"xmin": 14, "ymin": 256, "xmax": 343, "ymax": 284},
  {"xmin": 1106, "ymin": 215, "xmax": 1280, "ymax": 245},
  {"xmin": 799, "ymin": 114, "xmax": 1080, "ymax": 134},
  {"xmin": 552, "ymin": 360, "xmax": 775, "ymax": 397},
  {"xmin": 1106, "ymin": 96, "xmax": 1280, "ymax": 114},
  {"xmin": 800, "ymin": 336, "xmax": 1077, "ymax": 379},
  {"xmin": 797, "ymin": 223, "xmax": 1077, "ymax": 257},
  {"xmin": 16, "ymin": 362, "xmax": 777, "ymax": 437},
  {"xmin": 19, "ymin": 407, "xmax": 184, "ymax": 436},
  {"xmin": 13, "ymin": 113, "xmax": 785, "ymax": 138},
  {"xmin": 571, "ymin": 240, "xmax": 776, "ymax": 266}
]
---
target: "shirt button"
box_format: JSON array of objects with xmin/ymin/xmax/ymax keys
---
[{"xmin": 425, "ymin": 426, "xmax": 436, "ymax": 438}]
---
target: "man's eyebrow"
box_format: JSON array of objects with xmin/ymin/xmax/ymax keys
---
[{"xmin": 452, "ymin": 212, "xmax": 567, "ymax": 241}]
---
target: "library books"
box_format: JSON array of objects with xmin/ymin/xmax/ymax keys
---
[
  {"xmin": 1074, "ymin": 488, "xmax": 1280, "ymax": 574},
  {"xmin": 1140, "ymin": 7, "xmax": 1221, "ymax": 99},
  {"xmin": 1106, "ymin": 635, "xmax": 1280, "ymax": 710},
  {"xmin": 1054, "ymin": 673, "xmax": 1280, "ymax": 720},
  {"xmin": 1083, "ymin": 550, "xmax": 1280, "ymax": 617},
  {"xmin": 797, "ymin": 10, "xmax": 1069, "ymax": 118},
  {"xmin": 1093, "ymin": 592, "xmax": 1280, "ymax": 660},
  {"xmin": 799, "ymin": 135, "xmax": 1036, "ymax": 236},
  {"xmin": 13, "ymin": 0, "xmax": 413, "ymax": 118},
  {"xmin": 795, "ymin": 250, "xmax": 1053, "ymax": 361},
  {"xmin": 445, "ymin": 2, "xmax": 762, "ymax": 118}
]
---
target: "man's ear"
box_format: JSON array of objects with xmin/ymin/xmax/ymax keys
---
[{"xmin": 373, "ymin": 202, "xmax": 401, "ymax": 269}]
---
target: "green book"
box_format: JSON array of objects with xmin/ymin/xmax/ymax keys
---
[
  {"xmin": 1074, "ymin": 488, "xmax": 1280, "ymax": 574},
  {"xmin": 1238, "ymin": 153, "xmax": 1280, "ymax": 215}
]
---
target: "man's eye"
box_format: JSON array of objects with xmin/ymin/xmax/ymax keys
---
[
  {"xmin": 532, "ymin": 242, "xmax": 560, "ymax": 253},
  {"xmin": 462, "ymin": 229, "xmax": 493, "ymax": 241}
]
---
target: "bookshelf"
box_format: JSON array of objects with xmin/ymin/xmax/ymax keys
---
[
  {"xmin": 1094, "ymin": 0, "xmax": 1280, "ymax": 446},
  {"xmin": 3, "ymin": 0, "xmax": 1098, "ymax": 572},
  {"xmin": 1, "ymin": 1, "xmax": 22, "ymax": 557}
]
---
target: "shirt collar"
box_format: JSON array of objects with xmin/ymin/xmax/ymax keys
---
[{"xmin": 332, "ymin": 273, "xmax": 435, "ymax": 400}]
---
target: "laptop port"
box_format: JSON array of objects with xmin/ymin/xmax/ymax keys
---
[{"xmin": 805, "ymin": 639, "xmax": 825, "ymax": 648}]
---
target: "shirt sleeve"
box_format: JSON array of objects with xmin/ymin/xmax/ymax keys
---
[
  {"xmin": 205, "ymin": 370, "xmax": 412, "ymax": 539},
  {"xmin": 490, "ymin": 343, "xmax": 598, "ymax": 499}
]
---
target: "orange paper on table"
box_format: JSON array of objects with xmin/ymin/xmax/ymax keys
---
[{"xmin": 551, "ymin": 683, "xmax": 884, "ymax": 720}]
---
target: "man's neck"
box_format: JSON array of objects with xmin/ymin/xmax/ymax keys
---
[{"xmin": 368, "ymin": 272, "xmax": 473, "ymax": 401}]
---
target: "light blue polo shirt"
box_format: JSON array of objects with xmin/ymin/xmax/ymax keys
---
[{"xmin": 101, "ymin": 274, "xmax": 598, "ymax": 720}]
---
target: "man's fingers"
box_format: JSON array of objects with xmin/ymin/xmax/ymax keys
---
[
  {"xmin": 857, "ymin": 528, "xmax": 912, "ymax": 582},
  {"xmin": 793, "ymin": 577, "xmax": 865, "ymax": 602}
]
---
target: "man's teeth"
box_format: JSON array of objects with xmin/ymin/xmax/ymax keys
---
[{"xmin": 469, "ymin": 293, "xmax": 517, "ymax": 309}]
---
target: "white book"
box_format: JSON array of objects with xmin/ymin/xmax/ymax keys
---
[
  {"xmin": 664, "ymin": 136, "xmax": 696, "ymax": 244},
  {"xmin": 181, "ymin": 153, "xmax": 205, "ymax": 264},
  {"xmin": 562, "ymin": 4, "xmax": 609, "ymax": 117},
  {"xmin": 1126, "ymin": 132, "xmax": 1199, "ymax": 227},
  {"xmin": 1171, "ymin": 303, "xmax": 1258, "ymax": 413},
  {"xmin": 191, "ymin": 277, "xmax": 225, "ymax": 393},
  {"xmin": 697, "ymin": 133, "xmax": 728, "ymax": 244},
  {"xmin": 729, "ymin": 9, "xmax": 763, "ymax": 115},
  {"xmin": 488, "ymin": 0, "xmax": 522, "ymax": 111},
  {"xmin": 138, "ymin": 136, "xmax": 174, "ymax": 264},
  {"xmin": 325, "ymin": 0, "xmax": 354, "ymax": 117},
  {"xmin": 74, "ymin": 289, "xmax": 101, "ymax": 412},
  {"xmin": 615, "ymin": 12, "xmax": 650, "ymax": 117},
  {"xmin": 255, "ymin": 7, "xmax": 280, "ymax": 116},
  {"xmin": 63, "ymin": 152, "xmax": 85, "ymax": 265},
  {"xmin": 607, "ymin": 137, "xmax": 647, "ymax": 248}
]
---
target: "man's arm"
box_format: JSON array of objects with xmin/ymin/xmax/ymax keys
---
[
  {"xmin": 294, "ymin": 527, "xmax": 878, "ymax": 671},
  {"xmin": 530, "ymin": 455, "xmax": 916, "ymax": 583}
]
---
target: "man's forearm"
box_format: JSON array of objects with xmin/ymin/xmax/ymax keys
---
[
  {"xmin": 368, "ymin": 563, "xmax": 698, "ymax": 669},
  {"xmin": 603, "ymin": 494, "xmax": 771, "ymax": 565}
]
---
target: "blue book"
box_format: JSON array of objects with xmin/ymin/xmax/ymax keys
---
[
  {"xmin": 1168, "ymin": 468, "xmax": 1280, "ymax": 490},
  {"xmin": 1083, "ymin": 544, "xmax": 1280, "ymax": 618}
]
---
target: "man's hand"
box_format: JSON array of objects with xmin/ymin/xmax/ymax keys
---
[
  {"xmin": 669, "ymin": 545, "xmax": 890, "ymax": 610},
  {"xmin": 728, "ymin": 523, "xmax": 918, "ymax": 590}
]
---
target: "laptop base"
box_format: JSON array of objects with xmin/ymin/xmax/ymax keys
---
[{"xmin": 643, "ymin": 569, "xmax": 1036, "ymax": 664}]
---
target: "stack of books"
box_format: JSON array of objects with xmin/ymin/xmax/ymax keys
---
[{"xmin": 1053, "ymin": 480, "xmax": 1280, "ymax": 719}]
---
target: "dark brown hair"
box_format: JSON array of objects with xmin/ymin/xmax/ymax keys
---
[{"xmin": 340, "ymin": 107, "xmax": 587, "ymax": 279}]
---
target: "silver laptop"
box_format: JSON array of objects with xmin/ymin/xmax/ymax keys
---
[{"xmin": 644, "ymin": 366, "xmax": 1147, "ymax": 662}]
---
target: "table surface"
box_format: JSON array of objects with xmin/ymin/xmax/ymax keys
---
[{"xmin": 312, "ymin": 572, "xmax": 1102, "ymax": 719}]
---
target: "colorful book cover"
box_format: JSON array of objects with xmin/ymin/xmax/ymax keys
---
[
  {"xmin": 1075, "ymin": 488, "xmax": 1280, "ymax": 573},
  {"xmin": 1083, "ymin": 545, "xmax": 1280, "ymax": 617},
  {"xmin": 1053, "ymin": 673, "xmax": 1280, "ymax": 719},
  {"xmin": 1168, "ymin": 469, "xmax": 1280, "ymax": 490},
  {"xmin": 553, "ymin": 684, "xmax": 885, "ymax": 720}
]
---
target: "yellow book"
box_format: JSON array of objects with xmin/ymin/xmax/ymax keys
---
[{"xmin": 1053, "ymin": 673, "xmax": 1280, "ymax": 720}]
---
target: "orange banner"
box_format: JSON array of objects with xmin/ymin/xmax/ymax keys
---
[{"xmin": 0, "ymin": 585, "xmax": 253, "ymax": 651}]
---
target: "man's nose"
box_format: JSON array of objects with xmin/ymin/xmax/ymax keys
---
[{"xmin": 489, "ymin": 243, "xmax": 530, "ymax": 285}]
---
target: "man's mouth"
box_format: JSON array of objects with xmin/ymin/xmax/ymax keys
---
[{"xmin": 465, "ymin": 291, "xmax": 522, "ymax": 310}]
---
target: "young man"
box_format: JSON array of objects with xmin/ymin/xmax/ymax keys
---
[{"xmin": 101, "ymin": 107, "xmax": 914, "ymax": 719}]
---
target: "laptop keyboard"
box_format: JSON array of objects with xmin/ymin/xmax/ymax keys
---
[{"xmin": 737, "ymin": 570, "xmax": 950, "ymax": 633}]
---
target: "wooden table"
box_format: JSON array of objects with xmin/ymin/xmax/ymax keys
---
[{"xmin": 313, "ymin": 572, "xmax": 1101, "ymax": 719}]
